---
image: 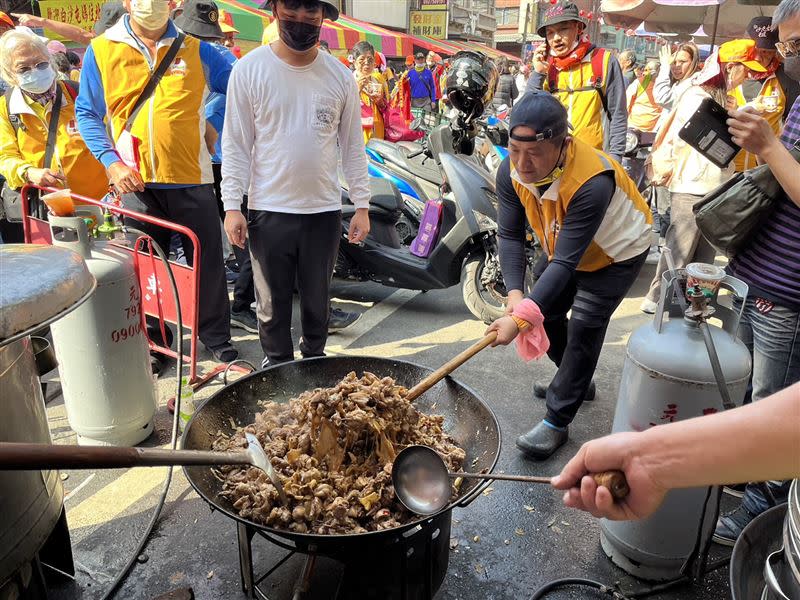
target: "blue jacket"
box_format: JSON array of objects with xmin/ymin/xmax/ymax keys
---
[
  {"xmin": 204, "ymin": 44, "xmax": 237, "ymax": 164},
  {"xmin": 408, "ymin": 68, "xmax": 436, "ymax": 102}
]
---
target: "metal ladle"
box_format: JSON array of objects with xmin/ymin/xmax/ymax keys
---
[
  {"xmin": 392, "ymin": 445, "xmax": 629, "ymax": 515},
  {"xmin": 0, "ymin": 432, "xmax": 288, "ymax": 505}
]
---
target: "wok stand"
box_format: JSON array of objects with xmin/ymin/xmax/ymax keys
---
[{"xmin": 235, "ymin": 512, "xmax": 451, "ymax": 600}]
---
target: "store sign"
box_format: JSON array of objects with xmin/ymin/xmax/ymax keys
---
[
  {"xmin": 410, "ymin": 10, "xmax": 448, "ymax": 39},
  {"xmin": 39, "ymin": 0, "xmax": 105, "ymax": 40},
  {"xmin": 420, "ymin": 0, "xmax": 448, "ymax": 9}
]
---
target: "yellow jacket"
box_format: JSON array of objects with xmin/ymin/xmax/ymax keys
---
[
  {"xmin": 0, "ymin": 81, "xmax": 108, "ymax": 200},
  {"xmin": 732, "ymin": 75, "xmax": 785, "ymax": 172},
  {"xmin": 77, "ymin": 18, "xmax": 232, "ymax": 184},
  {"xmin": 358, "ymin": 72, "xmax": 389, "ymax": 143},
  {"xmin": 511, "ymin": 138, "xmax": 652, "ymax": 271},
  {"xmin": 544, "ymin": 50, "xmax": 612, "ymax": 150}
]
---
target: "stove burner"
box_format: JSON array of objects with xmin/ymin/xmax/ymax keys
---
[{"xmin": 236, "ymin": 510, "xmax": 453, "ymax": 600}]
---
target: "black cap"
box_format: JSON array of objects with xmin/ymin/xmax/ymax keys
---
[
  {"xmin": 747, "ymin": 16, "xmax": 778, "ymax": 50},
  {"xmin": 94, "ymin": 1, "xmax": 126, "ymax": 34},
  {"xmin": 414, "ymin": 51, "xmax": 425, "ymax": 59},
  {"xmin": 537, "ymin": 1, "xmax": 586, "ymax": 37},
  {"xmin": 262, "ymin": 0, "xmax": 339, "ymax": 21},
  {"xmin": 509, "ymin": 91, "xmax": 568, "ymax": 142},
  {"xmin": 175, "ymin": 0, "xmax": 224, "ymax": 39}
]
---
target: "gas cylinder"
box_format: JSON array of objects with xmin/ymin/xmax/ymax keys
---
[
  {"xmin": 49, "ymin": 214, "xmax": 156, "ymax": 446},
  {"xmin": 600, "ymin": 268, "xmax": 752, "ymax": 581}
]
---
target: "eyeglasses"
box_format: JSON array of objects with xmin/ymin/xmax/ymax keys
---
[
  {"xmin": 16, "ymin": 61, "xmax": 50, "ymax": 75},
  {"xmin": 776, "ymin": 39, "xmax": 800, "ymax": 59}
]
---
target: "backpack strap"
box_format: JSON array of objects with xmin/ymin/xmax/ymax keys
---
[{"xmin": 590, "ymin": 47, "xmax": 610, "ymax": 119}]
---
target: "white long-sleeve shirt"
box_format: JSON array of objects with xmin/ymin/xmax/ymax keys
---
[{"xmin": 221, "ymin": 45, "xmax": 371, "ymax": 213}]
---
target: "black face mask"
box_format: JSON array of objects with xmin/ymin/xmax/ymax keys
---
[
  {"xmin": 279, "ymin": 18, "xmax": 321, "ymax": 52},
  {"xmin": 784, "ymin": 55, "xmax": 800, "ymax": 81}
]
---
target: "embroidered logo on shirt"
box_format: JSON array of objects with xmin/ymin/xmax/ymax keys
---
[
  {"xmin": 168, "ymin": 58, "xmax": 187, "ymax": 77},
  {"xmin": 311, "ymin": 93, "xmax": 337, "ymax": 132}
]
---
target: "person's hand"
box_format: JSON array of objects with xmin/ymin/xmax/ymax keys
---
[
  {"xmin": 727, "ymin": 106, "xmax": 778, "ymax": 156},
  {"xmin": 224, "ymin": 210, "xmax": 248, "ymax": 249},
  {"xmin": 658, "ymin": 45, "xmax": 672, "ymax": 69},
  {"xmin": 107, "ymin": 161, "xmax": 144, "ymax": 194},
  {"xmin": 551, "ymin": 432, "xmax": 668, "ymax": 521},
  {"xmin": 505, "ymin": 289, "xmax": 525, "ymax": 315},
  {"xmin": 12, "ymin": 12, "xmax": 46, "ymax": 27},
  {"xmin": 348, "ymin": 208, "xmax": 370, "ymax": 244},
  {"xmin": 533, "ymin": 44, "xmax": 549, "ymax": 75},
  {"xmin": 485, "ymin": 316, "xmax": 520, "ymax": 346},
  {"xmin": 25, "ymin": 167, "xmax": 66, "ymax": 188}
]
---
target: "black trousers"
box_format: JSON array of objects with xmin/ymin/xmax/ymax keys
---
[
  {"xmin": 212, "ymin": 163, "xmax": 254, "ymax": 312},
  {"xmin": 542, "ymin": 251, "xmax": 648, "ymax": 427},
  {"xmin": 122, "ymin": 185, "xmax": 231, "ymax": 349},
  {"xmin": 248, "ymin": 209, "xmax": 341, "ymax": 363}
]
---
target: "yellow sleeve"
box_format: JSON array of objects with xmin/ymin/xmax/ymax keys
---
[{"xmin": 0, "ymin": 102, "xmax": 33, "ymax": 190}]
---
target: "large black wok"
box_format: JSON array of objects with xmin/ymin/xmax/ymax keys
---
[{"xmin": 182, "ymin": 356, "xmax": 501, "ymax": 556}]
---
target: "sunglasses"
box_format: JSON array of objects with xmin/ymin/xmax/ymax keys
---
[
  {"xmin": 776, "ymin": 39, "xmax": 800, "ymax": 59},
  {"xmin": 16, "ymin": 61, "xmax": 50, "ymax": 75}
]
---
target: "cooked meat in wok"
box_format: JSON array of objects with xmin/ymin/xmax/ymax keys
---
[{"xmin": 212, "ymin": 371, "xmax": 466, "ymax": 534}]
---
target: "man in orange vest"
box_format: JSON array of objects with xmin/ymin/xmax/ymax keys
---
[
  {"xmin": 487, "ymin": 92, "xmax": 651, "ymax": 460},
  {"xmin": 732, "ymin": 17, "xmax": 800, "ymax": 171},
  {"xmin": 527, "ymin": 1, "xmax": 628, "ymax": 161},
  {"xmin": 626, "ymin": 59, "xmax": 662, "ymax": 133}
]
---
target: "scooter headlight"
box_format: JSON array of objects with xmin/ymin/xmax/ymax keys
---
[{"xmin": 472, "ymin": 209, "xmax": 497, "ymax": 233}]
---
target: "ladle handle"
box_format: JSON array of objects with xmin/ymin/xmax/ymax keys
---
[
  {"xmin": 0, "ymin": 443, "xmax": 252, "ymax": 471},
  {"xmin": 406, "ymin": 332, "xmax": 498, "ymax": 402},
  {"xmin": 453, "ymin": 470, "xmax": 630, "ymax": 500}
]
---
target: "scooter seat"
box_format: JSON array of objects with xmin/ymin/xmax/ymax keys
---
[{"xmin": 342, "ymin": 177, "xmax": 403, "ymax": 221}]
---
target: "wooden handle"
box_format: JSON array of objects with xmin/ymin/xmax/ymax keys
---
[
  {"xmin": 0, "ymin": 443, "xmax": 252, "ymax": 471},
  {"xmin": 593, "ymin": 470, "xmax": 629, "ymax": 500},
  {"xmin": 451, "ymin": 469, "xmax": 629, "ymax": 501},
  {"xmin": 405, "ymin": 331, "xmax": 498, "ymax": 402}
]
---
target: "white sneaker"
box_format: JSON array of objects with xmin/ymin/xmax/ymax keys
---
[{"xmin": 640, "ymin": 299, "xmax": 658, "ymax": 314}]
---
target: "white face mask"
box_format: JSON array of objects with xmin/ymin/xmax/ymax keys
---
[
  {"xmin": 18, "ymin": 64, "xmax": 56, "ymax": 94},
  {"xmin": 130, "ymin": 0, "xmax": 170, "ymax": 30}
]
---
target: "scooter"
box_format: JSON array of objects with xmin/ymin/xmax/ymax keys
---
[
  {"xmin": 622, "ymin": 128, "xmax": 655, "ymax": 193},
  {"xmin": 338, "ymin": 120, "xmax": 533, "ymax": 323}
]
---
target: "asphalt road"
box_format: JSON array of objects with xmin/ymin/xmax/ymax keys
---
[{"xmin": 45, "ymin": 264, "xmax": 736, "ymax": 600}]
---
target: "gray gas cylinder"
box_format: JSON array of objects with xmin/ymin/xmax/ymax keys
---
[
  {"xmin": 49, "ymin": 215, "xmax": 156, "ymax": 446},
  {"xmin": 0, "ymin": 244, "xmax": 94, "ymax": 587},
  {"xmin": 600, "ymin": 269, "xmax": 752, "ymax": 581}
]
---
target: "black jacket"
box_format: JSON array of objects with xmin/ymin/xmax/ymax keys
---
[{"xmin": 493, "ymin": 73, "xmax": 518, "ymax": 109}]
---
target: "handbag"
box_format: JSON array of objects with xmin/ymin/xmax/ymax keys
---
[
  {"xmin": 360, "ymin": 102, "xmax": 374, "ymax": 130},
  {"xmin": 692, "ymin": 144, "xmax": 799, "ymax": 257}
]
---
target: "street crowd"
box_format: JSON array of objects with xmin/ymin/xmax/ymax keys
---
[{"xmin": 0, "ymin": 0, "xmax": 797, "ymax": 537}]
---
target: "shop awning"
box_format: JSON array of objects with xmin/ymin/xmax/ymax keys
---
[
  {"xmin": 411, "ymin": 35, "xmax": 466, "ymax": 56},
  {"xmin": 447, "ymin": 39, "xmax": 522, "ymax": 62},
  {"xmin": 337, "ymin": 15, "xmax": 414, "ymax": 57},
  {"xmin": 214, "ymin": 0, "xmax": 269, "ymax": 42}
]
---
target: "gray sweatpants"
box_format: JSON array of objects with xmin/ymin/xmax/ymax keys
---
[
  {"xmin": 645, "ymin": 192, "xmax": 716, "ymax": 304},
  {"xmin": 247, "ymin": 209, "xmax": 341, "ymax": 364}
]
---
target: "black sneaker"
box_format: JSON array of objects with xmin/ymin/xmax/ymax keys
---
[
  {"xmin": 713, "ymin": 505, "xmax": 759, "ymax": 546},
  {"xmin": 329, "ymin": 307, "xmax": 361, "ymax": 332},
  {"xmin": 209, "ymin": 342, "xmax": 238, "ymax": 363},
  {"xmin": 231, "ymin": 309, "xmax": 258, "ymax": 333}
]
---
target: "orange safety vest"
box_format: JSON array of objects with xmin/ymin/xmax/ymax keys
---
[
  {"xmin": 546, "ymin": 48, "xmax": 611, "ymax": 150},
  {"xmin": 510, "ymin": 138, "xmax": 652, "ymax": 272},
  {"xmin": 732, "ymin": 76, "xmax": 785, "ymax": 172}
]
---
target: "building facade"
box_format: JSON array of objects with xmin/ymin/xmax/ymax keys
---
[{"xmin": 346, "ymin": 0, "xmax": 414, "ymax": 31}]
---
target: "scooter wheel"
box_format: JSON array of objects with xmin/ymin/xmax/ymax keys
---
[{"xmin": 461, "ymin": 256, "xmax": 506, "ymax": 324}]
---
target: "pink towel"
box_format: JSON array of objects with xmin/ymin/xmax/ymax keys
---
[{"xmin": 512, "ymin": 299, "xmax": 550, "ymax": 362}]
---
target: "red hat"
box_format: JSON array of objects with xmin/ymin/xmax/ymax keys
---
[
  {"xmin": 0, "ymin": 11, "xmax": 15, "ymax": 29},
  {"xmin": 405, "ymin": 55, "xmax": 414, "ymax": 66}
]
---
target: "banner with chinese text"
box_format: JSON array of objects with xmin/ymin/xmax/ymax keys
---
[
  {"xmin": 420, "ymin": 0, "xmax": 448, "ymax": 10},
  {"xmin": 39, "ymin": 0, "xmax": 105, "ymax": 41},
  {"xmin": 409, "ymin": 10, "xmax": 447, "ymax": 39}
]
